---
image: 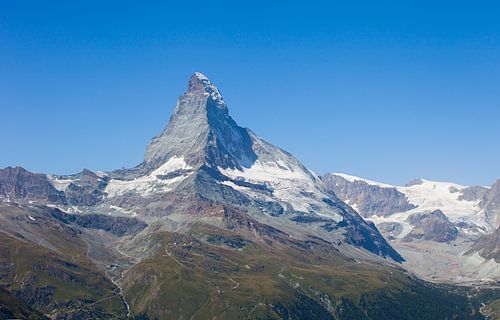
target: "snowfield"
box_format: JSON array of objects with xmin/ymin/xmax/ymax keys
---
[
  {"xmin": 105, "ymin": 156, "xmax": 193, "ymax": 197},
  {"xmin": 219, "ymin": 160, "xmax": 342, "ymax": 221}
]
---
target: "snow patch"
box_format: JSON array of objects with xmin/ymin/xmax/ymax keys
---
[
  {"xmin": 219, "ymin": 160, "xmax": 341, "ymax": 220},
  {"xmin": 67, "ymin": 206, "xmax": 82, "ymax": 213},
  {"xmin": 48, "ymin": 176, "xmax": 74, "ymax": 192},
  {"xmin": 105, "ymin": 156, "xmax": 193, "ymax": 197},
  {"xmin": 395, "ymin": 180, "xmax": 486, "ymax": 229},
  {"xmin": 109, "ymin": 205, "xmax": 138, "ymax": 217},
  {"xmin": 95, "ymin": 171, "xmax": 107, "ymax": 178}
]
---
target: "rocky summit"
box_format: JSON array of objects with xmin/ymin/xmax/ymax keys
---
[{"xmin": 0, "ymin": 73, "xmax": 497, "ymax": 319}]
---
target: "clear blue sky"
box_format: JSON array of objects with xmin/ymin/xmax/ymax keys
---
[{"xmin": 1, "ymin": 1, "xmax": 499, "ymax": 186}]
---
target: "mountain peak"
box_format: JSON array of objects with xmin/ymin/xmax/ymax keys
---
[
  {"xmin": 191, "ymin": 71, "xmax": 209, "ymax": 82},
  {"xmin": 186, "ymin": 72, "xmax": 225, "ymax": 106},
  {"xmin": 143, "ymin": 72, "xmax": 255, "ymax": 170}
]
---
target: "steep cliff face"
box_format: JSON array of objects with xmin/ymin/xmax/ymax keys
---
[
  {"xmin": 403, "ymin": 210, "xmax": 459, "ymax": 243},
  {"xmin": 63, "ymin": 169, "xmax": 110, "ymax": 206},
  {"xmin": 0, "ymin": 166, "xmax": 111, "ymax": 208},
  {"xmin": 0, "ymin": 166, "xmax": 66, "ymax": 205},
  {"xmin": 479, "ymin": 179, "xmax": 500, "ymax": 230},
  {"xmin": 144, "ymin": 72, "xmax": 257, "ymax": 171},
  {"xmin": 468, "ymin": 226, "xmax": 500, "ymax": 262},
  {"xmin": 467, "ymin": 180, "xmax": 499, "ymax": 264},
  {"xmin": 322, "ymin": 173, "xmax": 415, "ymax": 217}
]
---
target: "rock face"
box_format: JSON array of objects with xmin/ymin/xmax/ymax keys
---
[
  {"xmin": 322, "ymin": 173, "xmax": 415, "ymax": 217},
  {"xmin": 479, "ymin": 179, "xmax": 500, "ymax": 230},
  {"xmin": 465, "ymin": 180, "xmax": 500, "ymax": 263},
  {"xmin": 51, "ymin": 209, "xmax": 148, "ymax": 237},
  {"xmin": 377, "ymin": 222, "xmax": 404, "ymax": 240},
  {"xmin": 403, "ymin": 210, "xmax": 458, "ymax": 243},
  {"xmin": 0, "ymin": 167, "xmax": 66, "ymax": 205},
  {"xmin": 62, "ymin": 169, "xmax": 109, "ymax": 206},
  {"xmin": 467, "ymin": 226, "xmax": 500, "ymax": 262},
  {"xmin": 143, "ymin": 72, "xmax": 257, "ymax": 171},
  {"xmin": 0, "ymin": 166, "xmax": 109, "ymax": 207},
  {"xmin": 457, "ymin": 185, "xmax": 489, "ymax": 202}
]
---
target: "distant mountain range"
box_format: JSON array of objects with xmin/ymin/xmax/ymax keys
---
[
  {"xmin": 0, "ymin": 73, "xmax": 497, "ymax": 319},
  {"xmin": 323, "ymin": 173, "xmax": 500, "ymax": 284}
]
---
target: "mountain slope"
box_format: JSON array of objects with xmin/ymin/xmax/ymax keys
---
[
  {"xmin": 468, "ymin": 226, "xmax": 500, "ymax": 263},
  {"xmin": 480, "ymin": 180, "xmax": 500, "ymax": 231},
  {"xmin": 120, "ymin": 224, "xmax": 483, "ymax": 320},
  {"xmin": 0, "ymin": 286, "xmax": 48, "ymax": 320},
  {"xmin": 0, "ymin": 203, "xmax": 131, "ymax": 318}
]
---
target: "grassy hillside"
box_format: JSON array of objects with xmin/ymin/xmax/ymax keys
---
[
  {"xmin": 0, "ymin": 203, "xmax": 130, "ymax": 318},
  {"xmin": 0, "ymin": 286, "xmax": 48, "ymax": 319},
  {"xmin": 121, "ymin": 225, "xmax": 484, "ymax": 320},
  {"xmin": 0, "ymin": 232, "xmax": 128, "ymax": 318}
]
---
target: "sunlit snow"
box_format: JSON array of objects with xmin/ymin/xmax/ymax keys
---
[{"xmin": 105, "ymin": 156, "xmax": 193, "ymax": 197}]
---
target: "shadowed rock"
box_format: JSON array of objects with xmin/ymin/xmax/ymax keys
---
[
  {"xmin": 322, "ymin": 173, "xmax": 415, "ymax": 217},
  {"xmin": 0, "ymin": 166, "xmax": 66, "ymax": 205},
  {"xmin": 403, "ymin": 210, "xmax": 458, "ymax": 243}
]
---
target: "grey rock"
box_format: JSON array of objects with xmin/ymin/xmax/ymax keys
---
[
  {"xmin": 466, "ymin": 226, "xmax": 500, "ymax": 262},
  {"xmin": 405, "ymin": 179, "xmax": 424, "ymax": 187},
  {"xmin": 0, "ymin": 166, "xmax": 66, "ymax": 205},
  {"xmin": 403, "ymin": 210, "xmax": 458, "ymax": 243},
  {"xmin": 59, "ymin": 169, "xmax": 109, "ymax": 206},
  {"xmin": 463, "ymin": 180, "xmax": 500, "ymax": 261},
  {"xmin": 457, "ymin": 185, "xmax": 489, "ymax": 202},
  {"xmin": 322, "ymin": 173, "xmax": 415, "ymax": 217},
  {"xmin": 479, "ymin": 179, "xmax": 500, "ymax": 229},
  {"xmin": 143, "ymin": 72, "xmax": 256, "ymax": 172},
  {"xmin": 377, "ymin": 222, "xmax": 403, "ymax": 240},
  {"xmin": 51, "ymin": 209, "xmax": 147, "ymax": 237},
  {"xmin": 0, "ymin": 167, "xmax": 109, "ymax": 207}
]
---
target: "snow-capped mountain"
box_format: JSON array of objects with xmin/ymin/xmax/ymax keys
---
[
  {"xmin": 103, "ymin": 72, "xmax": 402, "ymax": 261},
  {"xmin": 323, "ymin": 172, "xmax": 500, "ymax": 283},
  {"xmin": 1, "ymin": 72, "xmax": 401, "ymax": 262}
]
